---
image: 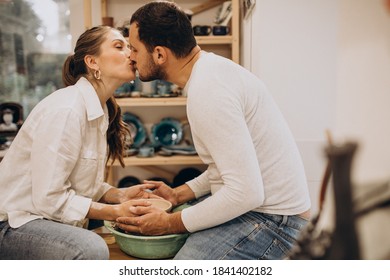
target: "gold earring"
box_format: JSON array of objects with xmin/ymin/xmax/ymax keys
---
[{"xmin": 94, "ymin": 70, "xmax": 101, "ymax": 80}]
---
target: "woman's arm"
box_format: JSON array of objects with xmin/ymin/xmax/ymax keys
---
[{"xmin": 87, "ymin": 199, "xmax": 150, "ymax": 221}]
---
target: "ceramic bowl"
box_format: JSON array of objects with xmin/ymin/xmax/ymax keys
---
[
  {"xmin": 104, "ymin": 204, "xmax": 190, "ymax": 259},
  {"xmin": 132, "ymin": 198, "xmax": 172, "ymax": 212},
  {"xmin": 122, "ymin": 112, "xmax": 146, "ymax": 148},
  {"xmin": 151, "ymin": 117, "xmax": 183, "ymax": 147}
]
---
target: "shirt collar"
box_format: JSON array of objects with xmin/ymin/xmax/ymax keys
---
[{"xmin": 75, "ymin": 77, "xmax": 104, "ymax": 121}]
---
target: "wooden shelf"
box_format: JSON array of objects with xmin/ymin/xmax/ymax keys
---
[
  {"xmin": 116, "ymin": 96, "xmax": 187, "ymax": 107},
  {"xmin": 195, "ymin": 35, "xmax": 234, "ymax": 45},
  {"xmin": 110, "ymin": 155, "xmax": 203, "ymax": 166}
]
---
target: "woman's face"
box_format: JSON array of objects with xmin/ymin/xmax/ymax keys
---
[{"xmin": 96, "ymin": 29, "xmax": 135, "ymax": 85}]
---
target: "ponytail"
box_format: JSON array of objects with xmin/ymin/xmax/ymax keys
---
[{"xmin": 62, "ymin": 55, "xmax": 78, "ymax": 86}]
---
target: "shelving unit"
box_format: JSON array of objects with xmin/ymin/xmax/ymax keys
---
[
  {"xmin": 83, "ymin": 0, "xmax": 240, "ymax": 63},
  {"xmin": 84, "ymin": 0, "xmax": 240, "ymax": 186},
  {"xmin": 116, "ymin": 97, "xmax": 187, "ymax": 107},
  {"xmin": 111, "ymin": 155, "xmax": 203, "ymax": 167}
]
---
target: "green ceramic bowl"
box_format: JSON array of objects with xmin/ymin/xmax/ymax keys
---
[{"xmin": 104, "ymin": 204, "xmax": 190, "ymax": 259}]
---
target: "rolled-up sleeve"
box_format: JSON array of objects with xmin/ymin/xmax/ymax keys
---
[{"xmin": 61, "ymin": 192, "xmax": 92, "ymax": 226}]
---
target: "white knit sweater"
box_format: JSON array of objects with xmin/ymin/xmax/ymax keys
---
[{"xmin": 181, "ymin": 51, "xmax": 311, "ymax": 232}]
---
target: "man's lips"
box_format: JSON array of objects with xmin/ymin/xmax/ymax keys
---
[
  {"xmin": 130, "ymin": 62, "xmax": 138, "ymax": 70},
  {"xmin": 129, "ymin": 63, "xmax": 137, "ymax": 71}
]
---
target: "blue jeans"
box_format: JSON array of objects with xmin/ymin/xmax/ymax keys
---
[
  {"xmin": 174, "ymin": 211, "xmax": 308, "ymax": 260},
  {"xmin": 0, "ymin": 219, "xmax": 109, "ymax": 260}
]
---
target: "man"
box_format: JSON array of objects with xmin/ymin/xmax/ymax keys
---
[{"xmin": 116, "ymin": 1, "xmax": 311, "ymax": 260}]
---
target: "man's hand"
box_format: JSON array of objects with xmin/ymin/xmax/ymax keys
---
[
  {"xmin": 115, "ymin": 206, "xmax": 187, "ymax": 235},
  {"xmin": 143, "ymin": 180, "xmax": 178, "ymax": 206}
]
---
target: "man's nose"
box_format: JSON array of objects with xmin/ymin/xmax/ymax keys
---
[{"xmin": 129, "ymin": 51, "xmax": 136, "ymax": 61}]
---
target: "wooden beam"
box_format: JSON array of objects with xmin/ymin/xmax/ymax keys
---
[
  {"xmin": 83, "ymin": 0, "xmax": 92, "ymax": 30},
  {"xmin": 231, "ymin": 0, "xmax": 240, "ymax": 64},
  {"xmin": 190, "ymin": 0, "xmax": 226, "ymax": 15},
  {"xmin": 101, "ymin": 0, "xmax": 107, "ymax": 18}
]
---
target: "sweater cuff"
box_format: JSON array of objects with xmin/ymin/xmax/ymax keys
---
[{"xmin": 186, "ymin": 171, "xmax": 211, "ymax": 198}]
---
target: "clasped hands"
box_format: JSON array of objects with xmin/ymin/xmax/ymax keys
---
[{"xmin": 114, "ymin": 180, "xmax": 181, "ymax": 236}]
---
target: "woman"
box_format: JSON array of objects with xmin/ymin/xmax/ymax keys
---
[{"xmin": 0, "ymin": 26, "xmax": 153, "ymax": 260}]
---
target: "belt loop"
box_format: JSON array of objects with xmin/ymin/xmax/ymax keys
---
[
  {"xmin": 0, "ymin": 221, "xmax": 10, "ymax": 240},
  {"xmin": 280, "ymin": 215, "xmax": 289, "ymax": 227}
]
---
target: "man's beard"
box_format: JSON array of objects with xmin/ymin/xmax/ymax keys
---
[{"xmin": 138, "ymin": 54, "xmax": 167, "ymax": 82}]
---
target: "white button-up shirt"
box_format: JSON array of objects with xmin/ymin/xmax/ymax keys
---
[{"xmin": 0, "ymin": 77, "xmax": 112, "ymax": 228}]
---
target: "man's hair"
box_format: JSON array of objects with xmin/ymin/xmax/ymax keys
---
[{"xmin": 130, "ymin": 1, "xmax": 197, "ymax": 58}]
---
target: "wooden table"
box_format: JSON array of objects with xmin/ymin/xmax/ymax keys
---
[{"xmin": 93, "ymin": 226, "xmax": 137, "ymax": 260}]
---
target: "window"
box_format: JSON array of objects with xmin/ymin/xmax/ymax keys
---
[{"xmin": 0, "ymin": 0, "xmax": 71, "ymax": 117}]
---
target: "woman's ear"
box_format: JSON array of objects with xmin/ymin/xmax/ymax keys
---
[
  {"xmin": 84, "ymin": 55, "xmax": 99, "ymax": 72},
  {"xmin": 153, "ymin": 46, "xmax": 167, "ymax": 65}
]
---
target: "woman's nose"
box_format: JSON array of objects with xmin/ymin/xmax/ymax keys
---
[{"xmin": 126, "ymin": 48, "xmax": 131, "ymax": 57}]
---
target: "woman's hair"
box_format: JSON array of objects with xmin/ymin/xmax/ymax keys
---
[
  {"xmin": 130, "ymin": 1, "xmax": 197, "ymax": 58},
  {"xmin": 62, "ymin": 26, "xmax": 129, "ymax": 168}
]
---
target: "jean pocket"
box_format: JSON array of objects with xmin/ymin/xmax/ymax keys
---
[{"xmin": 260, "ymin": 238, "xmax": 291, "ymax": 260}]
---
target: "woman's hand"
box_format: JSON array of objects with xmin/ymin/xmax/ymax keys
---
[
  {"xmin": 88, "ymin": 199, "xmax": 151, "ymax": 221},
  {"xmin": 101, "ymin": 183, "xmax": 161, "ymax": 204},
  {"xmin": 120, "ymin": 183, "xmax": 161, "ymax": 202},
  {"xmin": 113, "ymin": 199, "xmax": 152, "ymax": 218}
]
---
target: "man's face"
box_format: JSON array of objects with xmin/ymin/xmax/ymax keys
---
[{"xmin": 129, "ymin": 23, "xmax": 166, "ymax": 81}]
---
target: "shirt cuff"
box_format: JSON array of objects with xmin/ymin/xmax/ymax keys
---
[
  {"xmin": 61, "ymin": 195, "xmax": 92, "ymax": 227},
  {"xmin": 94, "ymin": 182, "xmax": 113, "ymax": 201}
]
